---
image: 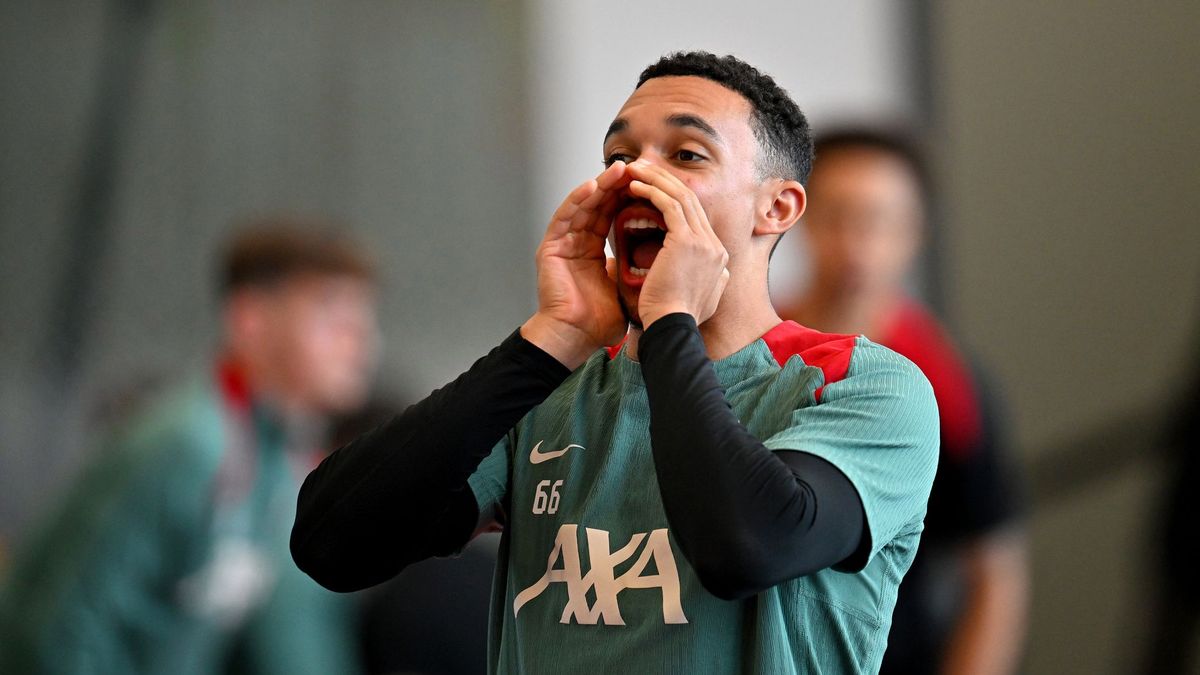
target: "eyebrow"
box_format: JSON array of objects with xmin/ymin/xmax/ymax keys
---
[
  {"xmin": 604, "ymin": 118, "xmax": 628, "ymax": 143},
  {"xmin": 602, "ymin": 114, "xmax": 724, "ymax": 145},
  {"xmin": 666, "ymin": 114, "xmax": 722, "ymax": 143}
]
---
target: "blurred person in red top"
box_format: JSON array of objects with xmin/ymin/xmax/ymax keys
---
[{"xmin": 778, "ymin": 129, "xmax": 1029, "ymax": 675}]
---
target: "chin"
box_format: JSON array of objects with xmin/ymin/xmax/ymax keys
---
[
  {"xmin": 319, "ymin": 386, "xmax": 371, "ymax": 415},
  {"xmin": 617, "ymin": 287, "xmax": 643, "ymax": 330}
]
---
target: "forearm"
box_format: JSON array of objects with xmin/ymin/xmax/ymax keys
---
[
  {"xmin": 291, "ymin": 329, "xmax": 569, "ymax": 592},
  {"xmin": 639, "ymin": 314, "xmax": 865, "ymax": 600},
  {"xmin": 940, "ymin": 527, "xmax": 1029, "ymax": 675}
]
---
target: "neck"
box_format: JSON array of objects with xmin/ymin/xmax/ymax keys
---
[
  {"xmin": 626, "ymin": 269, "xmax": 782, "ymax": 361},
  {"xmin": 785, "ymin": 284, "xmax": 902, "ymax": 339}
]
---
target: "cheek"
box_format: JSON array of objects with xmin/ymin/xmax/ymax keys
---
[
  {"xmin": 680, "ymin": 174, "xmax": 703, "ymax": 192},
  {"xmin": 287, "ymin": 317, "xmax": 342, "ymax": 372},
  {"xmin": 279, "ymin": 331, "xmax": 323, "ymax": 386},
  {"xmin": 699, "ymin": 172, "xmax": 755, "ymax": 212}
]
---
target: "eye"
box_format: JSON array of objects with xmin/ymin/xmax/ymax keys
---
[
  {"xmin": 604, "ymin": 152, "xmax": 635, "ymax": 167},
  {"xmin": 675, "ymin": 149, "xmax": 705, "ymax": 163}
]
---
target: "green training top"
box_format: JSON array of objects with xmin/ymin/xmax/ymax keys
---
[
  {"xmin": 468, "ymin": 320, "xmax": 939, "ymax": 674},
  {"xmin": 0, "ymin": 373, "xmax": 361, "ymax": 675}
]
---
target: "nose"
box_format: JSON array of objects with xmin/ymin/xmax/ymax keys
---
[
  {"xmin": 629, "ymin": 151, "xmax": 693, "ymax": 188},
  {"xmin": 629, "ymin": 150, "xmax": 671, "ymax": 169},
  {"xmin": 635, "ymin": 150, "xmax": 662, "ymax": 165}
]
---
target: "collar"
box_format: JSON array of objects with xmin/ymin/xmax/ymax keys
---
[{"xmin": 216, "ymin": 357, "xmax": 254, "ymax": 414}]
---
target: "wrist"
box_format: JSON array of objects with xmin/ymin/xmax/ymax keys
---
[
  {"xmin": 641, "ymin": 312, "xmax": 699, "ymax": 342},
  {"xmin": 520, "ymin": 313, "xmax": 602, "ymax": 371},
  {"xmin": 640, "ymin": 304, "xmax": 694, "ymax": 330}
]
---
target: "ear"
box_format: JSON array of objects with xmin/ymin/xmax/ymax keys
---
[{"xmin": 753, "ymin": 179, "xmax": 806, "ymax": 237}]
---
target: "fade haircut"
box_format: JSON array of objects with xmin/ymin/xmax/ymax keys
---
[
  {"xmin": 219, "ymin": 216, "xmax": 374, "ymax": 297},
  {"xmin": 637, "ymin": 52, "xmax": 813, "ymax": 185}
]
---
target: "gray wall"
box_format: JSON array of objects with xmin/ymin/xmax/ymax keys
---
[{"xmin": 932, "ymin": 2, "xmax": 1200, "ymax": 672}]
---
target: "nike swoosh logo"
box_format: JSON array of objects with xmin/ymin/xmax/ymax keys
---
[{"xmin": 529, "ymin": 440, "xmax": 584, "ymax": 464}]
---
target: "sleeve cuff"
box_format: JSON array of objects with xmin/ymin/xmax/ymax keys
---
[
  {"xmin": 503, "ymin": 329, "xmax": 573, "ymax": 386},
  {"xmin": 639, "ymin": 313, "xmax": 701, "ymax": 361}
]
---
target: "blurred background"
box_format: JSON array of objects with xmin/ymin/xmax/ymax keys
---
[{"xmin": 2, "ymin": 1, "xmax": 1198, "ymax": 673}]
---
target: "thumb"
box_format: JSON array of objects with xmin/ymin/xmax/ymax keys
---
[{"xmin": 606, "ymin": 257, "xmax": 618, "ymax": 283}]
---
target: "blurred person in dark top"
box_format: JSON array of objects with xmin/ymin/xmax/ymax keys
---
[
  {"xmin": 778, "ymin": 129, "xmax": 1029, "ymax": 674},
  {"xmin": 0, "ymin": 220, "xmax": 378, "ymax": 674},
  {"xmin": 1145, "ymin": 330, "xmax": 1200, "ymax": 675}
]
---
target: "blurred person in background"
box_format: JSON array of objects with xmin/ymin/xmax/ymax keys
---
[
  {"xmin": 0, "ymin": 220, "xmax": 378, "ymax": 674},
  {"xmin": 778, "ymin": 129, "xmax": 1029, "ymax": 674},
  {"xmin": 1145, "ymin": 325, "xmax": 1200, "ymax": 675}
]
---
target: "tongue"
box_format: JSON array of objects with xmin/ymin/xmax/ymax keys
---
[{"xmin": 632, "ymin": 241, "xmax": 662, "ymax": 270}]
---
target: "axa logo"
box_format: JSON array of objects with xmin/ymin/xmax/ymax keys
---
[
  {"xmin": 513, "ymin": 524, "xmax": 688, "ymax": 625},
  {"xmin": 528, "ymin": 440, "xmax": 583, "ymax": 464}
]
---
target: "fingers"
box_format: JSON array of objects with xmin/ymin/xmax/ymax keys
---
[
  {"xmin": 539, "ymin": 163, "xmax": 633, "ymax": 266},
  {"xmin": 545, "ymin": 162, "xmax": 630, "ymax": 243},
  {"xmin": 546, "ymin": 179, "xmax": 597, "ymax": 238},
  {"xmin": 595, "ymin": 159, "xmax": 629, "ymax": 191},
  {"xmin": 627, "ymin": 177, "xmax": 714, "ymax": 248},
  {"xmin": 627, "ymin": 178, "xmax": 689, "ymax": 233},
  {"xmin": 581, "ymin": 162, "xmax": 631, "ymax": 235},
  {"xmin": 625, "ymin": 161, "xmax": 713, "ymax": 240},
  {"xmin": 574, "ymin": 161, "xmax": 626, "ymax": 214}
]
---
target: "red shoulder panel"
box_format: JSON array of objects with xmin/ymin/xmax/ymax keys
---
[
  {"xmin": 762, "ymin": 321, "xmax": 858, "ymax": 402},
  {"xmin": 606, "ymin": 333, "xmax": 629, "ymax": 360}
]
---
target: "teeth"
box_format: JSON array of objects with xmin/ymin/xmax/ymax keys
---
[
  {"xmin": 623, "ymin": 218, "xmax": 663, "ymax": 231},
  {"xmin": 629, "ymin": 267, "xmax": 649, "ymax": 277}
]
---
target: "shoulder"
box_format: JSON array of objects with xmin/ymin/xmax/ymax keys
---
[
  {"xmin": 798, "ymin": 334, "xmax": 938, "ymax": 451},
  {"xmin": 840, "ymin": 338, "xmax": 937, "ymax": 421},
  {"xmin": 104, "ymin": 379, "xmax": 228, "ymax": 481},
  {"xmin": 761, "ymin": 321, "xmax": 857, "ymax": 400},
  {"xmin": 846, "ymin": 337, "xmax": 929, "ymax": 382},
  {"xmin": 12, "ymin": 384, "xmax": 225, "ymax": 567},
  {"xmin": 762, "ymin": 321, "xmax": 928, "ymax": 404},
  {"xmin": 761, "ymin": 320, "xmax": 858, "ymax": 370}
]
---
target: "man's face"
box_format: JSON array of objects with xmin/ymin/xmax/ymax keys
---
[
  {"xmin": 801, "ymin": 148, "xmax": 923, "ymax": 299},
  {"xmin": 258, "ymin": 275, "xmax": 379, "ymax": 414},
  {"xmin": 602, "ymin": 76, "xmax": 765, "ymax": 326}
]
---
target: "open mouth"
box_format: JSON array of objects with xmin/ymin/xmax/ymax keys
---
[{"xmin": 614, "ymin": 200, "xmax": 666, "ymax": 287}]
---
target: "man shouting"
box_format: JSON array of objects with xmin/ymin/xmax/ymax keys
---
[{"xmin": 292, "ymin": 52, "xmax": 939, "ymax": 674}]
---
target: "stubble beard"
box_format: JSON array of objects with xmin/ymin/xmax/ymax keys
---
[{"xmin": 617, "ymin": 286, "xmax": 643, "ymax": 331}]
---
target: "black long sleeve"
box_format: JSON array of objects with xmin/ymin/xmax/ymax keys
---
[
  {"xmin": 291, "ymin": 329, "xmax": 569, "ymax": 592},
  {"xmin": 640, "ymin": 313, "xmax": 867, "ymax": 601}
]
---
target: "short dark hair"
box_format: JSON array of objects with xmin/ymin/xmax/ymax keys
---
[
  {"xmin": 813, "ymin": 128, "xmax": 931, "ymax": 201},
  {"xmin": 219, "ymin": 217, "xmax": 374, "ymax": 296},
  {"xmin": 637, "ymin": 52, "xmax": 813, "ymax": 185}
]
